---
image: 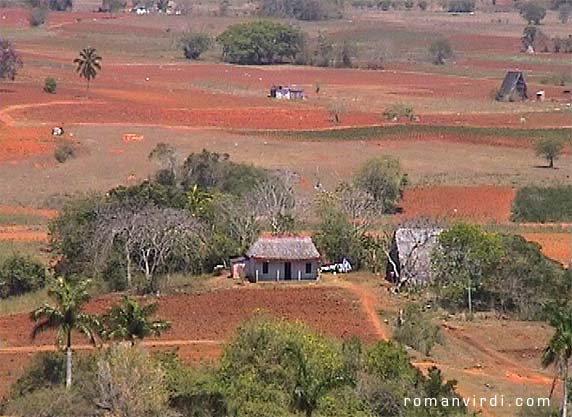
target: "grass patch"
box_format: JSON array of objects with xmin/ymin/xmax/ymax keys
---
[
  {"xmin": 244, "ymin": 125, "xmax": 571, "ymax": 142},
  {"xmin": 0, "ymin": 212, "xmax": 49, "ymax": 226},
  {"xmin": 512, "ymin": 185, "xmax": 572, "ymax": 223},
  {"xmin": 0, "ymin": 240, "xmax": 47, "ymax": 262},
  {"xmin": 0, "ymin": 287, "xmax": 49, "ymax": 316}
]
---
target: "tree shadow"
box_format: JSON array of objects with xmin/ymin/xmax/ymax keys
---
[{"xmin": 533, "ymin": 165, "xmax": 558, "ymax": 169}]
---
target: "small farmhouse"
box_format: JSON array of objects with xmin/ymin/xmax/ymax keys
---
[
  {"xmin": 245, "ymin": 236, "xmax": 320, "ymax": 282},
  {"xmin": 386, "ymin": 227, "xmax": 442, "ymax": 287},
  {"xmin": 269, "ymin": 85, "xmax": 304, "ymax": 100},
  {"xmin": 496, "ymin": 71, "xmax": 528, "ymax": 102}
]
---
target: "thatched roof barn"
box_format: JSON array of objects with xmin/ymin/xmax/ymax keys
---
[
  {"xmin": 246, "ymin": 236, "xmax": 320, "ymax": 282},
  {"xmin": 386, "ymin": 227, "xmax": 442, "ymax": 286},
  {"xmin": 496, "ymin": 71, "xmax": 528, "ymax": 102}
]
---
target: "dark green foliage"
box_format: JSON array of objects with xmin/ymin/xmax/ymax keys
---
[
  {"xmin": 535, "ymin": 137, "xmax": 565, "ymax": 168},
  {"xmin": 432, "ymin": 224, "xmax": 569, "ymax": 319},
  {"xmin": 354, "ymin": 156, "xmax": 407, "ymax": 213},
  {"xmin": 180, "ymin": 149, "xmax": 268, "ymax": 195},
  {"xmin": 54, "ymin": 142, "xmax": 75, "ymax": 163},
  {"xmin": 10, "ymin": 352, "xmax": 65, "ymax": 398},
  {"xmin": 0, "ymin": 38, "xmax": 23, "ymax": 80},
  {"xmin": 5, "ymin": 386, "xmax": 92, "ymax": 417},
  {"xmin": 43, "ymin": 76, "xmax": 56, "ymax": 93},
  {"xmin": 180, "ymin": 32, "xmax": 212, "ymax": 60},
  {"xmin": 429, "ymin": 38, "xmax": 453, "ymax": 65},
  {"xmin": 108, "ymin": 180, "xmax": 187, "ymax": 208},
  {"xmin": 217, "ymin": 21, "xmax": 306, "ymax": 65},
  {"xmin": 447, "ymin": 0, "xmax": 474, "ymax": 12},
  {"xmin": 0, "ymin": 254, "xmax": 46, "ymax": 298},
  {"xmin": 259, "ymin": 0, "xmax": 343, "ymax": 20},
  {"xmin": 48, "ymin": 0, "xmax": 72, "ymax": 10},
  {"xmin": 29, "ymin": 7, "xmax": 47, "ymax": 27},
  {"xmin": 393, "ymin": 303, "xmax": 442, "ymax": 355},
  {"xmin": 519, "ymin": 2, "xmax": 547, "ymax": 24},
  {"xmin": 314, "ymin": 201, "xmax": 364, "ymax": 265},
  {"xmin": 512, "ymin": 186, "xmax": 572, "ymax": 222},
  {"xmin": 73, "ymin": 47, "xmax": 102, "ymax": 94},
  {"xmin": 49, "ymin": 195, "xmax": 102, "ymax": 277}
]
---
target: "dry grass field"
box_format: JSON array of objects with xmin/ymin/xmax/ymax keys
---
[{"xmin": 1, "ymin": 3, "xmax": 571, "ymax": 415}]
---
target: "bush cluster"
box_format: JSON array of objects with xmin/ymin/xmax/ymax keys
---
[
  {"xmin": 0, "ymin": 254, "xmax": 47, "ymax": 298},
  {"xmin": 512, "ymin": 186, "xmax": 572, "ymax": 223}
]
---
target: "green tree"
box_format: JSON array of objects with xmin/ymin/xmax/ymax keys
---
[
  {"xmin": 429, "ymin": 38, "xmax": 453, "ymax": 65},
  {"xmin": 535, "ymin": 137, "xmax": 564, "ymax": 168},
  {"xmin": 73, "ymin": 47, "xmax": 102, "ymax": 96},
  {"xmin": 0, "ymin": 254, "xmax": 46, "ymax": 298},
  {"xmin": 354, "ymin": 156, "xmax": 407, "ymax": 213},
  {"xmin": 0, "ymin": 38, "xmax": 23, "ymax": 80},
  {"xmin": 30, "ymin": 278, "xmax": 100, "ymax": 388},
  {"xmin": 431, "ymin": 223, "xmax": 504, "ymax": 315},
  {"xmin": 519, "ymin": 2, "xmax": 547, "ymax": 24},
  {"xmin": 217, "ymin": 21, "xmax": 306, "ymax": 65},
  {"xmin": 542, "ymin": 306, "xmax": 572, "ymax": 417},
  {"xmin": 282, "ymin": 343, "xmax": 352, "ymax": 417},
  {"xmin": 101, "ymin": 296, "xmax": 171, "ymax": 345}
]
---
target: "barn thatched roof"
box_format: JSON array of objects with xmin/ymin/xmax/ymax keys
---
[
  {"xmin": 391, "ymin": 227, "xmax": 443, "ymax": 285},
  {"xmin": 247, "ymin": 236, "xmax": 320, "ymax": 260},
  {"xmin": 497, "ymin": 71, "xmax": 528, "ymax": 101}
]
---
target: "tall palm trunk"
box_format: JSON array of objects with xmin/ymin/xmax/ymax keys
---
[
  {"xmin": 563, "ymin": 359, "xmax": 569, "ymax": 417},
  {"xmin": 65, "ymin": 330, "xmax": 72, "ymax": 388}
]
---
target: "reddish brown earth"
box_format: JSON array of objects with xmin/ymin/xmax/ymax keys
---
[
  {"xmin": 0, "ymin": 286, "xmax": 379, "ymax": 395},
  {"xmin": 399, "ymin": 186, "xmax": 516, "ymax": 223},
  {"xmin": 522, "ymin": 232, "xmax": 572, "ymax": 266}
]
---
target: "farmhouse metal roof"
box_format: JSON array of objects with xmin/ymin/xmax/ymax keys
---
[{"xmin": 247, "ymin": 236, "xmax": 320, "ymax": 260}]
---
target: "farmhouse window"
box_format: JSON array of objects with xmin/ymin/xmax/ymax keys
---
[
  {"xmin": 305, "ymin": 263, "xmax": 312, "ymax": 274},
  {"xmin": 263, "ymin": 262, "xmax": 269, "ymax": 274}
]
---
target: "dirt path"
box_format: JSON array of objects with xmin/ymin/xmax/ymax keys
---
[{"xmin": 342, "ymin": 281, "xmax": 390, "ymax": 340}]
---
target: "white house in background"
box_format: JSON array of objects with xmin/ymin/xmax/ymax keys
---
[{"xmin": 245, "ymin": 236, "xmax": 320, "ymax": 282}]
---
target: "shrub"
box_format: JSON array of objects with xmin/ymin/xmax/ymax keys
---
[
  {"xmin": 0, "ymin": 38, "xmax": 23, "ymax": 80},
  {"xmin": 259, "ymin": 0, "xmax": 343, "ymax": 20},
  {"xmin": 54, "ymin": 142, "xmax": 75, "ymax": 163},
  {"xmin": 180, "ymin": 32, "xmax": 212, "ymax": 60},
  {"xmin": 383, "ymin": 103, "xmax": 415, "ymax": 120},
  {"xmin": 418, "ymin": 0, "xmax": 428, "ymax": 9},
  {"xmin": 535, "ymin": 137, "xmax": 564, "ymax": 168},
  {"xmin": 394, "ymin": 303, "xmax": 442, "ymax": 355},
  {"xmin": 378, "ymin": 0, "xmax": 391, "ymax": 9},
  {"xmin": 559, "ymin": 3, "xmax": 572, "ymax": 22},
  {"xmin": 0, "ymin": 254, "xmax": 47, "ymax": 298},
  {"xmin": 217, "ymin": 21, "xmax": 306, "ymax": 65},
  {"xmin": 447, "ymin": 0, "xmax": 474, "ymax": 12},
  {"xmin": 354, "ymin": 156, "xmax": 407, "ymax": 212},
  {"xmin": 519, "ymin": 2, "xmax": 546, "ymax": 24},
  {"xmin": 10, "ymin": 352, "xmax": 65, "ymax": 398},
  {"xmin": 48, "ymin": 0, "xmax": 72, "ymax": 10},
  {"xmin": 512, "ymin": 186, "xmax": 572, "ymax": 222},
  {"xmin": 429, "ymin": 38, "xmax": 453, "ymax": 64},
  {"xmin": 29, "ymin": 6, "xmax": 47, "ymax": 27},
  {"xmin": 43, "ymin": 77, "xmax": 57, "ymax": 93}
]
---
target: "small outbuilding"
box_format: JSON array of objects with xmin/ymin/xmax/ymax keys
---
[
  {"xmin": 246, "ymin": 236, "xmax": 320, "ymax": 282},
  {"xmin": 269, "ymin": 85, "xmax": 304, "ymax": 100},
  {"xmin": 386, "ymin": 227, "xmax": 442, "ymax": 287},
  {"xmin": 496, "ymin": 71, "xmax": 528, "ymax": 102}
]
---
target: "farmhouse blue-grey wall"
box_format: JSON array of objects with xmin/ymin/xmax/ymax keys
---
[{"xmin": 248, "ymin": 259, "xmax": 319, "ymax": 281}]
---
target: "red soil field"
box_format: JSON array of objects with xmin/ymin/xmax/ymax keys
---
[
  {"xmin": 0, "ymin": 226, "xmax": 48, "ymax": 241},
  {"xmin": 521, "ymin": 232, "xmax": 572, "ymax": 266},
  {"xmin": 399, "ymin": 186, "xmax": 516, "ymax": 223},
  {"xmin": 0, "ymin": 286, "xmax": 378, "ymax": 395},
  {"xmin": 0, "ymin": 206, "xmax": 58, "ymax": 219}
]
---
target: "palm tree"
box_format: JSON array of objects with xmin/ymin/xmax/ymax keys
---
[
  {"xmin": 31, "ymin": 278, "xmax": 101, "ymax": 388},
  {"xmin": 73, "ymin": 47, "xmax": 102, "ymax": 96},
  {"xmin": 282, "ymin": 343, "xmax": 352, "ymax": 417},
  {"xmin": 542, "ymin": 306, "xmax": 572, "ymax": 417},
  {"xmin": 101, "ymin": 296, "xmax": 171, "ymax": 346}
]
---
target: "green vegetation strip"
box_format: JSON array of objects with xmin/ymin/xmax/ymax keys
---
[{"xmin": 239, "ymin": 125, "xmax": 571, "ymax": 142}]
